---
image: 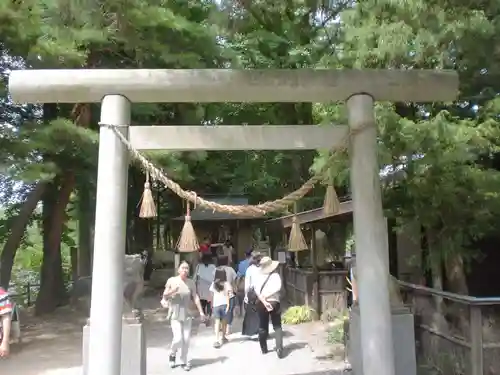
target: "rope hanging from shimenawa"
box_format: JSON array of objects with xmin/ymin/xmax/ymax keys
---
[
  {"xmin": 103, "ymin": 122, "xmax": 371, "ymax": 250},
  {"xmin": 287, "ymin": 203, "xmax": 309, "ymax": 252},
  {"xmin": 103, "ymin": 122, "xmax": 368, "ymax": 217},
  {"xmin": 323, "ymin": 168, "xmax": 341, "ymax": 215},
  {"xmin": 138, "ymin": 170, "xmax": 157, "ymax": 218},
  {"xmin": 176, "ymin": 199, "xmax": 199, "ymax": 253}
]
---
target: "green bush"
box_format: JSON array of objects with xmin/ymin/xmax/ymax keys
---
[
  {"xmin": 324, "ymin": 309, "xmax": 349, "ymax": 345},
  {"xmin": 282, "ymin": 305, "xmax": 317, "ymax": 324},
  {"xmin": 320, "ymin": 307, "xmax": 345, "ymax": 323},
  {"xmin": 326, "ymin": 322, "xmax": 345, "ymax": 345}
]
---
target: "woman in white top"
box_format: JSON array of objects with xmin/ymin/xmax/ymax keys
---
[
  {"xmin": 161, "ymin": 261, "xmax": 205, "ymax": 371},
  {"xmin": 195, "ymin": 253, "xmax": 216, "ymax": 318},
  {"xmin": 255, "ymin": 256, "xmax": 284, "ymax": 359},
  {"xmin": 209, "ymin": 267, "xmax": 234, "ymax": 348},
  {"xmin": 241, "ymin": 251, "xmax": 262, "ymax": 336}
]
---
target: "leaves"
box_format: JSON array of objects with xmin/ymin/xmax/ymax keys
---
[{"xmin": 1, "ymin": 0, "xmax": 500, "ymax": 281}]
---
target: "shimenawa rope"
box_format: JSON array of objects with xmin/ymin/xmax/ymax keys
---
[{"xmin": 101, "ymin": 123, "xmax": 368, "ymax": 217}]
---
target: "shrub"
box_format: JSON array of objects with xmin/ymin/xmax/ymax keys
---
[
  {"xmin": 282, "ymin": 305, "xmax": 317, "ymax": 324},
  {"xmin": 324, "ymin": 308, "xmax": 349, "ymax": 345},
  {"xmin": 326, "ymin": 322, "xmax": 345, "ymax": 345},
  {"xmin": 320, "ymin": 307, "xmax": 344, "ymax": 323}
]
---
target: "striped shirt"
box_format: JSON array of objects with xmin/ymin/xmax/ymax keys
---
[
  {"xmin": 0, "ymin": 288, "xmax": 12, "ymax": 316},
  {"xmin": 0, "ymin": 287, "xmax": 12, "ymax": 340}
]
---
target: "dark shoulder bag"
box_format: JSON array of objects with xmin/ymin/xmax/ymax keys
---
[{"xmin": 247, "ymin": 273, "xmax": 272, "ymax": 305}]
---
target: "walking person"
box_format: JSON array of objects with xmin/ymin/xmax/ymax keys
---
[
  {"xmin": 161, "ymin": 261, "xmax": 206, "ymax": 371},
  {"xmin": 237, "ymin": 249, "xmax": 252, "ymax": 278},
  {"xmin": 241, "ymin": 251, "xmax": 262, "ymax": 337},
  {"xmin": 217, "ymin": 255, "xmax": 237, "ymax": 335},
  {"xmin": 195, "ymin": 253, "xmax": 216, "ymax": 319},
  {"xmin": 220, "ymin": 239, "xmax": 234, "ymax": 266},
  {"xmin": 217, "ymin": 255, "xmax": 237, "ymax": 287},
  {"xmin": 0, "ymin": 286, "xmax": 12, "ymax": 358},
  {"xmin": 210, "ymin": 267, "xmax": 235, "ymax": 348},
  {"xmin": 254, "ymin": 256, "xmax": 284, "ymax": 358},
  {"xmin": 198, "ymin": 237, "xmax": 212, "ymax": 264},
  {"xmin": 235, "ymin": 249, "xmax": 253, "ymax": 316}
]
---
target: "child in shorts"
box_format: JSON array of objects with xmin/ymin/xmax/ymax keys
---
[{"xmin": 210, "ymin": 267, "xmax": 235, "ymax": 348}]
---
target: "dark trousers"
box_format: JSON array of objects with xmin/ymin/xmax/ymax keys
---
[
  {"xmin": 200, "ymin": 299, "xmax": 212, "ymax": 316},
  {"xmin": 256, "ymin": 301, "xmax": 283, "ymax": 352},
  {"xmin": 236, "ymin": 291, "xmax": 245, "ymax": 315}
]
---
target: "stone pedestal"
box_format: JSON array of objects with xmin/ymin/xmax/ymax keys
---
[
  {"xmin": 83, "ymin": 322, "xmax": 146, "ymax": 375},
  {"xmin": 348, "ymin": 305, "xmax": 416, "ymax": 375}
]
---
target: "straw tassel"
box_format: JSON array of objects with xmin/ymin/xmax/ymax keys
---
[
  {"xmin": 139, "ymin": 171, "xmax": 157, "ymax": 218},
  {"xmin": 323, "ymin": 183, "xmax": 340, "ymax": 215},
  {"xmin": 176, "ymin": 201, "xmax": 199, "ymax": 253},
  {"xmin": 288, "ymin": 204, "xmax": 308, "ymax": 252}
]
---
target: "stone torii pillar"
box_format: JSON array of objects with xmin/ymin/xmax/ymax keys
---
[
  {"xmin": 87, "ymin": 95, "xmax": 130, "ymax": 375},
  {"xmin": 348, "ymin": 93, "xmax": 394, "ymax": 374},
  {"xmin": 8, "ymin": 69, "xmax": 458, "ymax": 375}
]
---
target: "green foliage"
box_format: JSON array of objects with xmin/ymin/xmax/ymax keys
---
[
  {"xmin": 282, "ymin": 305, "xmax": 317, "ymax": 325},
  {"xmin": 311, "ymin": 0, "xmax": 500, "ymax": 262},
  {"xmin": 2, "ymin": 206, "xmax": 76, "ymax": 285},
  {"xmin": 0, "ymin": 0, "xmax": 500, "ymax": 300},
  {"xmin": 320, "ymin": 307, "xmax": 347, "ymax": 323},
  {"xmin": 322, "ymin": 308, "xmax": 349, "ymax": 345},
  {"xmin": 326, "ymin": 323, "xmax": 345, "ymax": 345}
]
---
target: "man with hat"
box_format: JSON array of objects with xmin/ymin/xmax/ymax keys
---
[{"xmin": 254, "ymin": 256, "xmax": 284, "ymax": 359}]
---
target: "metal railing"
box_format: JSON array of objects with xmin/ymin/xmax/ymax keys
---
[
  {"xmin": 8, "ymin": 280, "xmax": 75, "ymax": 307},
  {"xmin": 8, "ymin": 282, "xmax": 40, "ymax": 306},
  {"xmin": 398, "ymin": 280, "xmax": 500, "ymax": 375}
]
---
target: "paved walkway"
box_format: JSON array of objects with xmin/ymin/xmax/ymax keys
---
[
  {"xmin": 0, "ymin": 306, "xmax": 345, "ymax": 375},
  {"xmin": 146, "ymin": 317, "xmax": 345, "ymax": 375}
]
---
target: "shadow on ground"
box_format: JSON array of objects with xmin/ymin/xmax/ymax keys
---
[
  {"xmin": 190, "ymin": 355, "xmax": 228, "ymax": 368},
  {"xmin": 269, "ymin": 330, "xmax": 294, "ymax": 339},
  {"xmin": 0, "ymin": 306, "xmax": 86, "ymax": 375},
  {"xmin": 1, "ymin": 296, "xmax": 344, "ymax": 375},
  {"xmin": 281, "ymin": 342, "xmax": 308, "ymax": 358}
]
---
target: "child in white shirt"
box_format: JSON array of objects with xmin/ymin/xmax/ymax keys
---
[{"xmin": 210, "ymin": 267, "xmax": 234, "ymax": 348}]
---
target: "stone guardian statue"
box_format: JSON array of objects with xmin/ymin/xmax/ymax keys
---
[{"xmin": 122, "ymin": 254, "xmax": 146, "ymax": 323}]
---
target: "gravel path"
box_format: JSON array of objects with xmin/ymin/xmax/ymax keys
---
[{"xmin": 0, "ymin": 303, "xmax": 345, "ymax": 375}]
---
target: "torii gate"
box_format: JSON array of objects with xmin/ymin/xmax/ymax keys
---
[{"xmin": 8, "ymin": 69, "xmax": 458, "ymax": 375}]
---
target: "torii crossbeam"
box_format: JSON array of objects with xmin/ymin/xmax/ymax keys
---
[{"xmin": 9, "ymin": 68, "xmax": 458, "ymax": 375}]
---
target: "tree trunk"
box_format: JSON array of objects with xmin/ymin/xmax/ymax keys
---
[
  {"xmin": 35, "ymin": 173, "xmax": 75, "ymax": 315},
  {"xmin": 425, "ymin": 228, "xmax": 446, "ymax": 315},
  {"xmin": 0, "ymin": 182, "xmax": 47, "ymax": 289},
  {"xmin": 34, "ymin": 102, "xmax": 88, "ymax": 314},
  {"xmin": 444, "ymin": 253, "xmax": 469, "ymax": 295},
  {"xmin": 77, "ymin": 184, "xmax": 93, "ymax": 277}
]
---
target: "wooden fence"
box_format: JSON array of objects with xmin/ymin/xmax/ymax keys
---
[
  {"xmin": 398, "ymin": 280, "xmax": 500, "ymax": 375},
  {"xmin": 283, "ymin": 266, "xmax": 348, "ymax": 315},
  {"xmin": 283, "ymin": 267, "xmax": 500, "ymax": 375}
]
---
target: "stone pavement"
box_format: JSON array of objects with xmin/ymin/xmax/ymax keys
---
[
  {"xmin": 147, "ymin": 315, "xmax": 346, "ymax": 375},
  {"xmin": 0, "ymin": 307, "xmax": 346, "ymax": 375}
]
